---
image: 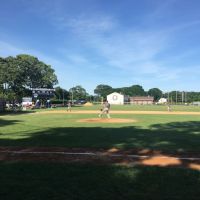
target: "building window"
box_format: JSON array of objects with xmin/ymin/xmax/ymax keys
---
[{"xmin": 112, "ymin": 95, "xmax": 118, "ymax": 101}]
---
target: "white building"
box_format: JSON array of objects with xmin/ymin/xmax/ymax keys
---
[
  {"xmin": 158, "ymin": 98, "xmax": 167, "ymax": 104},
  {"xmin": 107, "ymin": 92, "xmax": 124, "ymax": 105}
]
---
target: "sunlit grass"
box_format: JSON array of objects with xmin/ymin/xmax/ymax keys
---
[
  {"xmin": 33, "ymin": 104, "xmax": 200, "ymax": 112},
  {"xmin": 0, "ymin": 111, "xmax": 200, "ymax": 152}
]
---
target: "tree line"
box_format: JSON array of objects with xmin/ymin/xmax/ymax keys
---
[
  {"xmin": 94, "ymin": 84, "xmax": 162, "ymax": 101},
  {"xmin": 93, "ymin": 84, "xmax": 200, "ymax": 103},
  {"xmin": 56, "ymin": 84, "xmax": 200, "ymax": 103},
  {"xmin": 1, "ymin": 54, "xmax": 200, "ymax": 103}
]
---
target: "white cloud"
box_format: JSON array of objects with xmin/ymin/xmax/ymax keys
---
[
  {"xmin": 2, "ymin": 0, "xmax": 200, "ymax": 92},
  {"xmin": 0, "ymin": 40, "xmax": 73, "ymax": 85},
  {"xmin": 66, "ymin": 22, "xmax": 171, "ymax": 77},
  {"xmin": 57, "ymin": 11, "xmax": 200, "ymax": 86},
  {"xmin": 0, "ymin": 41, "xmax": 24, "ymax": 57},
  {"xmin": 67, "ymin": 16, "xmax": 115, "ymax": 33},
  {"xmin": 22, "ymin": 0, "xmax": 185, "ymax": 83},
  {"xmin": 0, "ymin": 40, "xmax": 62, "ymax": 67}
]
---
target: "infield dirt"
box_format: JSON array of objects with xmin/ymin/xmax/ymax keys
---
[
  {"xmin": 37, "ymin": 110, "xmax": 200, "ymax": 115},
  {"xmin": 77, "ymin": 118, "xmax": 137, "ymax": 123},
  {"xmin": 0, "ymin": 147, "xmax": 199, "ymax": 170}
]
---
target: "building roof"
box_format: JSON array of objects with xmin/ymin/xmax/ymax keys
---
[
  {"xmin": 130, "ymin": 96, "xmax": 154, "ymax": 101},
  {"xmin": 107, "ymin": 92, "xmax": 124, "ymax": 97}
]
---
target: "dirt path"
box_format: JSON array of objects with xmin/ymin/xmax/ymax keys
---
[
  {"xmin": 36, "ymin": 110, "xmax": 200, "ymax": 115},
  {"xmin": 0, "ymin": 147, "xmax": 199, "ymax": 170}
]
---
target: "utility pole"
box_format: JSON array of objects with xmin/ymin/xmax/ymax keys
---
[
  {"xmin": 185, "ymin": 92, "xmax": 187, "ymax": 103},
  {"xmin": 62, "ymin": 89, "xmax": 64, "ymax": 105},
  {"xmin": 182, "ymin": 91, "xmax": 184, "ymax": 104},
  {"xmin": 71, "ymin": 89, "xmax": 73, "ymax": 103},
  {"xmin": 168, "ymin": 92, "xmax": 169, "ymax": 103}
]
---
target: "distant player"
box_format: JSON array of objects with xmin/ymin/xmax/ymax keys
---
[
  {"xmin": 67, "ymin": 101, "xmax": 72, "ymax": 112},
  {"xmin": 99, "ymin": 100, "xmax": 111, "ymax": 118},
  {"xmin": 167, "ymin": 104, "xmax": 172, "ymax": 112}
]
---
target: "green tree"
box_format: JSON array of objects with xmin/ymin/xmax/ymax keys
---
[
  {"xmin": 0, "ymin": 56, "xmax": 24, "ymax": 100},
  {"xmin": 129, "ymin": 85, "xmax": 146, "ymax": 96},
  {"xmin": 16, "ymin": 54, "xmax": 58, "ymax": 88},
  {"xmin": 186, "ymin": 92, "xmax": 200, "ymax": 102},
  {"xmin": 163, "ymin": 91, "xmax": 200, "ymax": 103},
  {"xmin": 54, "ymin": 87, "xmax": 70, "ymax": 100},
  {"xmin": 148, "ymin": 88, "xmax": 163, "ymax": 101},
  {"xmin": 94, "ymin": 84, "xmax": 113, "ymax": 98},
  {"xmin": 69, "ymin": 85, "xmax": 88, "ymax": 100},
  {"xmin": 0, "ymin": 54, "xmax": 58, "ymax": 101}
]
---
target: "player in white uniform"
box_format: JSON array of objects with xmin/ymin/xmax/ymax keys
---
[{"xmin": 99, "ymin": 101, "xmax": 111, "ymax": 118}]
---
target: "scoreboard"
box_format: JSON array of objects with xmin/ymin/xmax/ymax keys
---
[{"xmin": 32, "ymin": 88, "xmax": 55, "ymax": 98}]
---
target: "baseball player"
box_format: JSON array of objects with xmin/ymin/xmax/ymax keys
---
[{"xmin": 99, "ymin": 100, "xmax": 111, "ymax": 118}]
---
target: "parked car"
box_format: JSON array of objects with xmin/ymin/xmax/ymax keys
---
[{"xmin": 74, "ymin": 100, "xmax": 87, "ymax": 105}]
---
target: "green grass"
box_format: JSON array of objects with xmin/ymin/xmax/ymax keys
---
[
  {"xmin": 80, "ymin": 105, "xmax": 200, "ymax": 112},
  {"xmin": 0, "ymin": 110, "xmax": 200, "ymax": 152},
  {"xmin": 0, "ymin": 107, "xmax": 200, "ymax": 200},
  {"xmin": 33, "ymin": 104, "xmax": 200, "ymax": 111},
  {"xmin": 0, "ymin": 162, "xmax": 199, "ymax": 200}
]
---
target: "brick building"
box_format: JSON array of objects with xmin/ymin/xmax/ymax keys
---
[{"xmin": 130, "ymin": 96, "xmax": 154, "ymax": 105}]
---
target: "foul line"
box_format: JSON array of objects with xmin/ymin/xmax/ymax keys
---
[{"xmin": 1, "ymin": 151, "xmax": 200, "ymax": 161}]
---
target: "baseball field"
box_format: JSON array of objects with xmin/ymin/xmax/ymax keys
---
[{"xmin": 0, "ymin": 104, "xmax": 200, "ymax": 200}]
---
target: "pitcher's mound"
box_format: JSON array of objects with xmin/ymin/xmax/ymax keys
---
[{"xmin": 77, "ymin": 118, "xmax": 137, "ymax": 123}]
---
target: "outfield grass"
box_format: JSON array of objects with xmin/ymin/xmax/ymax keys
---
[
  {"xmin": 0, "ymin": 107, "xmax": 200, "ymax": 200},
  {"xmin": 34, "ymin": 104, "xmax": 200, "ymax": 112},
  {"xmin": 0, "ymin": 109, "xmax": 200, "ymax": 152}
]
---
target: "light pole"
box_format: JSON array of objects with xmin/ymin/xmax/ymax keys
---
[
  {"xmin": 185, "ymin": 92, "xmax": 187, "ymax": 103},
  {"xmin": 71, "ymin": 89, "xmax": 73, "ymax": 103},
  {"xmin": 167, "ymin": 92, "xmax": 169, "ymax": 103}
]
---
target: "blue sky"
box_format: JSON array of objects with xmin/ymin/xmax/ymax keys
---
[{"xmin": 0, "ymin": 0, "xmax": 200, "ymax": 94}]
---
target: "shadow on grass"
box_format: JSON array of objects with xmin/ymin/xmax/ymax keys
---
[
  {"xmin": 0, "ymin": 110, "xmax": 35, "ymax": 116},
  {"xmin": 0, "ymin": 118, "xmax": 23, "ymax": 127},
  {"xmin": 0, "ymin": 162, "xmax": 199, "ymax": 200},
  {"xmin": 0, "ymin": 121, "xmax": 200, "ymax": 199},
  {"xmin": 0, "ymin": 121, "xmax": 199, "ymax": 152}
]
